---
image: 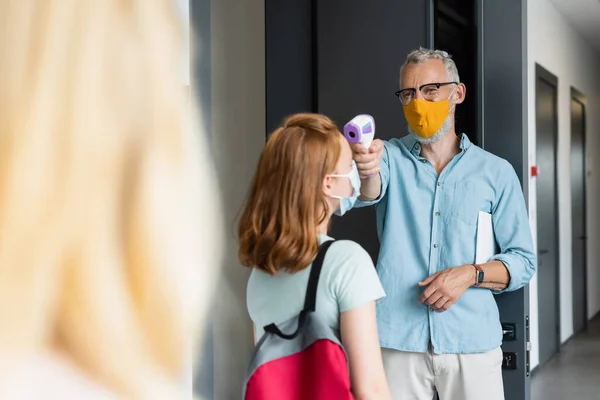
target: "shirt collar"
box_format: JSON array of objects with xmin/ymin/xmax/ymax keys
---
[
  {"xmin": 407, "ymin": 133, "xmax": 472, "ymax": 157},
  {"xmin": 458, "ymin": 133, "xmax": 472, "ymax": 151}
]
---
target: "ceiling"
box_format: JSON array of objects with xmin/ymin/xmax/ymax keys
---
[{"xmin": 548, "ymin": 0, "xmax": 600, "ymax": 52}]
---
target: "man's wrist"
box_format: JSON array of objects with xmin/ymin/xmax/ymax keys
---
[
  {"xmin": 460, "ymin": 264, "xmax": 478, "ymax": 288},
  {"xmin": 469, "ymin": 264, "xmax": 478, "ymax": 287},
  {"xmin": 358, "ymin": 171, "xmax": 382, "ymax": 200}
]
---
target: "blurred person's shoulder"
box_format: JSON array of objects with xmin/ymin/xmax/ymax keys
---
[{"xmin": 0, "ymin": 352, "xmax": 118, "ymax": 400}]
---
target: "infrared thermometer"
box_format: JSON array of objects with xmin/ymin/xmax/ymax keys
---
[{"xmin": 343, "ymin": 114, "xmax": 375, "ymax": 149}]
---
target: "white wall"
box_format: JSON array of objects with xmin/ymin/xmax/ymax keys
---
[
  {"xmin": 528, "ymin": 0, "xmax": 600, "ymax": 369},
  {"xmin": 210, "ymin": 0, "xmax": 265, "ymax": 397}
]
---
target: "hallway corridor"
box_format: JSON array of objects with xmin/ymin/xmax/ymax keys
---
[{"xmin": 532, "ymin": 315, "xmax": 600, "ymax": 400}]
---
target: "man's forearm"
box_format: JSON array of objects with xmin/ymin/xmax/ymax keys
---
[
  {"xmin": 359, "ymin": 173, "xmax": 382, "ymax": 201},
  {"xmin": 472, "ymin": 260, "xmax": 510, "ymax": 290}
]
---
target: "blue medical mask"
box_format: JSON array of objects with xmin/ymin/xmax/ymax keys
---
[{"xmin": 329, "ymin": 161, "xmax": 361, "ymax": 216}]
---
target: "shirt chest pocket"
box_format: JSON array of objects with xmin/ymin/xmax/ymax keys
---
[{"xmin": 450, "ymin": 181, "xmax": 494, "ymax": 226}]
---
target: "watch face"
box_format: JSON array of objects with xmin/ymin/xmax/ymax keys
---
[{"xmin": 477, "ymin": 271, "xmax": 485, "ymax": 284}]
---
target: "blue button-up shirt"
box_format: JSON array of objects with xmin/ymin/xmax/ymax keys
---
[{"xmin": 355, "ymin": 134, "xmax": 536, "ymax": 354}]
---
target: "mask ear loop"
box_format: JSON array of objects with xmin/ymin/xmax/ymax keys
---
[
  {"xmin": 329, "ymin": 169, "xmax": 352, "ymax": 179},
  {"xmin": 328, "ymin": 170, "xmax": 357, "ymax": 199},
  {"xmin": 327, "ymin": 172, "xmax": 348, "ymax": 201},
  {"xmin": 446, "ymin": 85, "xmax": 458, "ymax": 114},
  {"xmin": 447, "ymin": 85, "xmax": 458, "ymax": 102}
]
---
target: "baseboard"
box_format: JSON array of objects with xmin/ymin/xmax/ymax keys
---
[
  {"xmin": 560, "ymin": 312, "xmax": 599, "ymax": 345},
  {"xmin": 560, "ymin": 334, "xmax": 574, "ymax": 347}
]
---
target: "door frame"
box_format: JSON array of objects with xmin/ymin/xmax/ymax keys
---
[
  {"xmin": 535, "ymin": 63, "xmax": 561, "ymax": 358},
  {"xmin": 570, "ymin": 86, "xmax": 588, "ymax": 331},
  {"xmin": 481, "ymin": 1, "xmax": 530, "ymax": 398}
]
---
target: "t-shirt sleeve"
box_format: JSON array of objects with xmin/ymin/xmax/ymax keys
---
[{"xmin": 328, "ymin": 240, "xmax": 386, "ymax": 313}]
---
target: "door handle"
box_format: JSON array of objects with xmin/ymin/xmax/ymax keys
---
[{"xmin": 538, "ymin": 249, "xmax": 549, "ymax": 255}]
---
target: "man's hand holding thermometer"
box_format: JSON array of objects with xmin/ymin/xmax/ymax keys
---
[
  {"xmin": 343, "ymin": 114, "xmax": 375, "ymax": 149},
  {"xmin": 343, "ymin": 114, "xmax": 385, "ymax": 201}
]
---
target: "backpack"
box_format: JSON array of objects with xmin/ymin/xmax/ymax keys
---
[{"xmin": 243, "ymin": 240, "xmax": 354, "ymax": 400}]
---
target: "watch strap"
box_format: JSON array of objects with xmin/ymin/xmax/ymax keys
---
[{"xmin": 473, "ymin": 264, "xmax": 484, "ymax": 287}]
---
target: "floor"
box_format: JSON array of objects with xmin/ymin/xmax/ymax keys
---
[{"xmin": 531, "ymin": 315, "xmax": 600, "ymax": 400}]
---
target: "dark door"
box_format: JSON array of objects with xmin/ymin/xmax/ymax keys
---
[
  {"xmin": 571, "ymin": 89, "xmax": 587, "ymax": 334},
  {"xmin": 316, "ymin": 0, "xmax": 430, "ymax": 258},
  {"xmin": 535, "ymin": 65, "xmax": 560, "ymax": 367}
]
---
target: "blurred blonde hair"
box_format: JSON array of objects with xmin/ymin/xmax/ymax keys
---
[{"xmin": 0, "ymin": 0, "xmax": 221, "ymax": 398}]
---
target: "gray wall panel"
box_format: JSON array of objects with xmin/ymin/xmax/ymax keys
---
[
  {"xmin": 317, "ymin": 0, "xmax": 429, "ymax": 259},
  {"xmin": 265, "ymin": 0, "xmax": 314, "ymax": 134},
  {"xmin": 190, "ymin": 0, "xmax": 213, "ymax": 398},
  {"xmin": 191, "ymin": 0, "xmax": 211, "ymax": 140}
]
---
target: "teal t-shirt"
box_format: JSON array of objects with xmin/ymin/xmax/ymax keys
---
[{"xmin": 247, "ymin": 235, "xmax": 386, "ymax": 339}]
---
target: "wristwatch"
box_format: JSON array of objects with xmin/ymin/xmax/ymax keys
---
[{"xmin": 473, "ymin": 264, "xmax": 484, "ymax": 287}]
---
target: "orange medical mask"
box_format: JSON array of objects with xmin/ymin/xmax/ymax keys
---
[{"xmin": 403, "ymin": 99, "xmax": 451, "ymax": 139}]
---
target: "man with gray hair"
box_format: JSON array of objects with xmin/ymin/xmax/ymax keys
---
[{"xmin": 350, "ymin": 48, "xmax": 536, "ymax": 399}]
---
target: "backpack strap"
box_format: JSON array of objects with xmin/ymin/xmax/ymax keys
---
[
  {"xmin": 302, "ymin": 239, "xmax": 335, "ymax": 312},
  {"xmin": 263, "ymin": 240, "xmax": 335, "ymax": 339}
]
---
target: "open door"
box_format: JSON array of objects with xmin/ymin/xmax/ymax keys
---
[{"xmin": 480, "ymin": 1, "xmax": 532, "ymax": 399}]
